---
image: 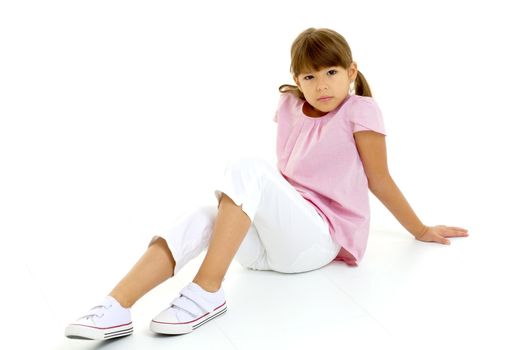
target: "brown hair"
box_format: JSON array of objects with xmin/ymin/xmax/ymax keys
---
[{"xmin": 278, "ymin": 27, "xmax": 372, "ymax": 98}]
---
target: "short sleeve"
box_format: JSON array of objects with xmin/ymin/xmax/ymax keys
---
[{"xmin": 348, "ymin": 97, "xmax": 387, "ymax": 135}]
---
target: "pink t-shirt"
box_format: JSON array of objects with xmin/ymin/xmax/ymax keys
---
[{"xmin": 273, "ymin": 92, "xmax": 387, "ymax": 266}]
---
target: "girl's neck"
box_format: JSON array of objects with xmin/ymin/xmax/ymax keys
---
[{"xmin": 303, "ymin": 101, "xmax": 329, "ymax": 118}]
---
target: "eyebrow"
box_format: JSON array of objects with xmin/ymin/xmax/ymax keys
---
[{"xmin": 301, "ymin": 67, "xmax": 337, "ymax": 75}]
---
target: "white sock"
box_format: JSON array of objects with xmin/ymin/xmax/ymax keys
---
[
  {"xmin": 106, "ymin": 295, "xmax": 131, "ymax": 310},
  {"xmin": 190, "ymin": 283, "xmax": 223, "ymax": 299}
]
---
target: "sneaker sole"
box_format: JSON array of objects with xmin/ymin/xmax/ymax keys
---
[
  {"xmin": 150, "ymin": 301, "xmax": 227, "ymax": 335},
  {"xmin": 65, "ymin": 321, "xmax": 133, "ymax": 340}
]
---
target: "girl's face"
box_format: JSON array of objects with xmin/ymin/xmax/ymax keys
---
[{"xmin": 293, "ymin": 63, "xmax": 358, "ymax": 117}]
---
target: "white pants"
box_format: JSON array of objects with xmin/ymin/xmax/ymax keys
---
[{"xmin": 148, "ymin": 157, "xmax": 341, "ymax": 275}]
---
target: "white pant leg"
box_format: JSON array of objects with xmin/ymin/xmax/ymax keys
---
[
  {"xmin": 214, "ymin": 156, "xmax": 341, "ymax": 273},
  {"xmin": 147, "ymin": 203, "xmax": 269, "ymax": 275},
  {"xmin": 147, "ymin": 204, "xmax": 218, "ymax": 275}
]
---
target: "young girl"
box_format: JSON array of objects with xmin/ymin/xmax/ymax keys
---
[{"xmin": 65, "ymin": 27, "xmax": 469, "ymax": 340}]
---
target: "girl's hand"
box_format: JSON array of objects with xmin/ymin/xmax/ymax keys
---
[{"xmin": 415, "ymin": 225, "xmax": 469, "ymax": 245}]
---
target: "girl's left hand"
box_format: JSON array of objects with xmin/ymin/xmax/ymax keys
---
[{"xmin": 415, "ymin": 225, "xmax": 469, "ymax": 245}]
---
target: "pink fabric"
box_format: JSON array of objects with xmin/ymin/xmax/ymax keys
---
[{"xmin": 273, "ymin": 92, "xmax": 387, "ymax": 266}]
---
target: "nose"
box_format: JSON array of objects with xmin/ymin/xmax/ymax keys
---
[{"xmin": 316, "ymin": 76, "xmax": 329, "ymax": 91}]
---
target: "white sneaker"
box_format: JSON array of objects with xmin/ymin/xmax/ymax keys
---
[
  {"xmin": 65, "ymin": 295, "xmax": 133, "ymax": 340},
  {"xmin": 150, "ymin": 282, "xmax": 227, "ymax": 335}
]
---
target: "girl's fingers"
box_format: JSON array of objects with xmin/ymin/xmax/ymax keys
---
[
  {"xmin": 443, "ymin": 227, "xmax": 469, "ymax": 237},
  {"xmin": 445, "ymin": 231, "xmax": 469, "ymax": 237},
  {"xmin": 447, "ymin": 226, "xmax": 468, "ymax": 232}
]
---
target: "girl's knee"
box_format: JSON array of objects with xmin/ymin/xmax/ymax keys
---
[{"xmin": 149, "ymin": 237, "xmax": 174, "ymax": 259}]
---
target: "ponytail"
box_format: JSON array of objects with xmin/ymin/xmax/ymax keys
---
[
  {"xmin": 278, "ymin": 84, "xmax": 305, "ymax": 100},
  {"xmin": 355, "ymin": 70, "xmax": 372, "ymax": 97}
]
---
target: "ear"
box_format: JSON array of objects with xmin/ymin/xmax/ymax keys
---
[{"xmin": 349, "ymin": 62, "xmax": 358, "ymax": 81}]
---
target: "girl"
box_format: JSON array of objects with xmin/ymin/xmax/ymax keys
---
[{"xmin": 65, "ymin": 27, "xmax": 469, "ymax": 340}]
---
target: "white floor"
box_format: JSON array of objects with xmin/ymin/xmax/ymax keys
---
[{"xmin": 6, "ymin": 218, "xmax": 524, "ymax": 350}]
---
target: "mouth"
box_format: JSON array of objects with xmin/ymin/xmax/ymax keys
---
[{"xmin": 317, "ymin": 96, "xmax": 333, "ymax": 102}]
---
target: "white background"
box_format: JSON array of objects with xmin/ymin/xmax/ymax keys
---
[{"xmin": 1, "ymin": 0, "xmax": 524, "ymax": 349}]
